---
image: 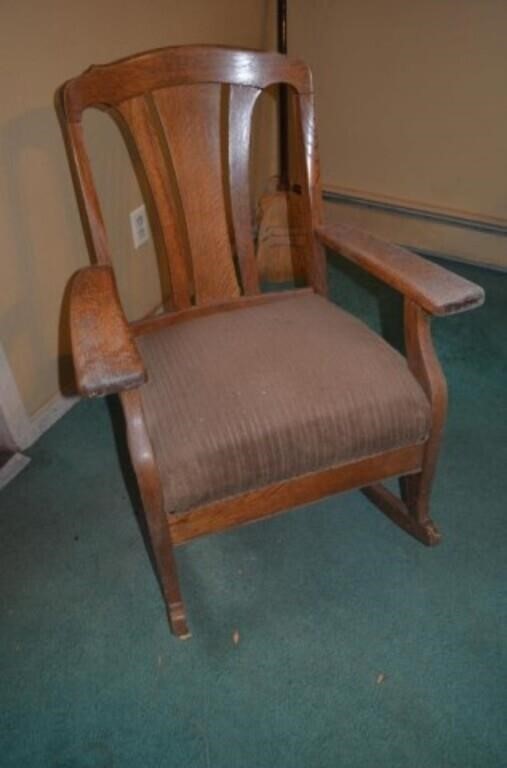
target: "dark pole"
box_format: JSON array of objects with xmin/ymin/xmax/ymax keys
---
[
  {"xmin": 278, "ymin": 0, "xmax": 289, "ymax": 189},
  {"xmin": 277, "ymin": 0, "xmax": 287, "ymax": 54}
]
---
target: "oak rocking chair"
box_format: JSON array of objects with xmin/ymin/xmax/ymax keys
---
[{"xmin": 59, "ymin": 46, "xmax": 484, "ymax": 638}]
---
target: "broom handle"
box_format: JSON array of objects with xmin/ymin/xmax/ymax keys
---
[{"xmin": 278, "ymin": 0, "xmax": 289, "ymax": 190}]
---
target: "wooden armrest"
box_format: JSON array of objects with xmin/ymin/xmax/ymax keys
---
[
  {"xmin": 70, "ymin": 265, "xmax": 146, "ymax": 397},
  {"xmin": 315, "ymin": 223, "xmax": 485, "ymax": 316}
]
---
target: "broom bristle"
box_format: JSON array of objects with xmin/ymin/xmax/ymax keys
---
[{"xmin": 256, "ymin": 189, "xmax": 307, "ymax": 283}]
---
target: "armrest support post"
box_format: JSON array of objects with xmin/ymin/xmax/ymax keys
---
[
  {"xmin": 317, "ymin": 222, "xmax": 473, "ymax": 540},
  {"xmin": 403, "ymin": 299, "xmax": 447, "ymax": 523}
]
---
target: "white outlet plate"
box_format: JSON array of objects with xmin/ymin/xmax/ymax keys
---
[{"xmin": 129, "ymin": 204, "xmax": 150, "ymax": 249}]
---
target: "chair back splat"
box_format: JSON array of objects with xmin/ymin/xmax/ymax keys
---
[{"xmin": 60, "ymin": 46, "xmax": 327, "ymax": 306}]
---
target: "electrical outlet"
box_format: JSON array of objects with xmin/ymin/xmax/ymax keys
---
[{"xmin": 129, "ymin": 204, "xmax": 150, "ymax": 249}]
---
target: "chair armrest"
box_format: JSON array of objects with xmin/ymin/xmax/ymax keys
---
[
  {"xmin": 70, "ymin": 265, "xmax": 146, "ymax": 397},
  {"xmin": 315, "ymin": 223, "xmax": 485, "ymax": 316}
]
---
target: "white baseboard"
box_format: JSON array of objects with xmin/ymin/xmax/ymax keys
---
[
  {"xmin": 1, "ymin": 343, "xmax": 81, "ymax": 490},
  {"xmin": 0, "ymin": 452, "xmax": 31, "ymax": 491},
  {"xmin": 0, "ymin": 389, "xmax": 78, "ymax": 492},
  {"xmin": 30, "ymin": 393, "xmax": 79, "ymax": 444},
  {"xmin": 0, "ymin": 344, "xmax": 35, "ymax": 450}
]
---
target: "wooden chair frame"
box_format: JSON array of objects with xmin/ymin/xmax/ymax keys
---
[{"xmin": 58, "ymin": 46, "xmax": 484, "ymax": 638}]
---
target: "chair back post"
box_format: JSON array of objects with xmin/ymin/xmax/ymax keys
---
[{"xmin": 56, "ymin": 88, "xmax": 111, "ymax": 266}]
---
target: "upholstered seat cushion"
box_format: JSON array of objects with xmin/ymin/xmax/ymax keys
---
[{"xmin": 136, "ymin": 293, "xmax": 430, "ymax": 514}]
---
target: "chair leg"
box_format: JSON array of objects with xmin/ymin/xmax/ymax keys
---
[
  {"xmin": 362, "ymin": 481, "xmax": 441, "ymax": 546},
  {"xmin": 364, "ymin": 298, "xmax": 448, "ymax": 547},
  {"xmin": 120, "ymin": 390, "xmax": 191, "ymax": 639},
  {"xmin": 146, "ymin": 515, "xmax": 191, "ymax": 639},
  {"xmin": 395, "ymin": 435, "xmax": 443, "ymax": 546},
  {"xmin": 399, "ymin": 471, "xmax": 434, "ymax": 527}
]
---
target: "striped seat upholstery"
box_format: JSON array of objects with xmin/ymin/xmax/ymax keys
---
[{"xmin": 136, "ymin": 293, "xmax": 430, "ymax": 514}]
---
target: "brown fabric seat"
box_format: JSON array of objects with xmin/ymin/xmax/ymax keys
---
[{"xmin": 137, "ymin": 293, "xmax": 431, "ymax": 514}]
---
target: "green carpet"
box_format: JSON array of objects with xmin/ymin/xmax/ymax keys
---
[{"xmin": 1, "ymin": 257, "xmax": 506, "ymax": 767}]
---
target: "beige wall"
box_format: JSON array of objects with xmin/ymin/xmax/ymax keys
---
[
  {"xmin": 0, "ymin": 0, "xmax": 267, "ymax": 416},
  {"xmin": 290, "ymin": 0, "xmax": 507, "ymax": 269},
  {"xmin": 6, "ymin": 0, "xmax": 502, "ymax": 418}
]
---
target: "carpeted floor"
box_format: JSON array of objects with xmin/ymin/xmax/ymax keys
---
[{"xmin": 1, "ymin": 256, "xmax": 506, "ymax": 767}]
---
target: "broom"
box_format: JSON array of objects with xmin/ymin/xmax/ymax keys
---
[{"xmin": 256, "ymin": 0, "xmax": 307, "ymax": 283}]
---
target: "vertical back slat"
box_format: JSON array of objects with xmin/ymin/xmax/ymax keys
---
[
  {"xmin": 153, "ymin": 84, "xmax": 240, "ymax": 304},
  {"xmin": 118, "ymin": 96, "xmax": 191, "ymax": 309},
  {"xmin": 295, "ymin": 92, "xmax": 327, "ymax": 295},
  {"xmin": 228, "ymin": 85, "xmax": 262, "ymax": 295}
]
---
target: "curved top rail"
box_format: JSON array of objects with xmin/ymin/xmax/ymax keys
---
[{"xmin": 62, "ymin": 45, "xmax": 313, "ymax": 120}]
